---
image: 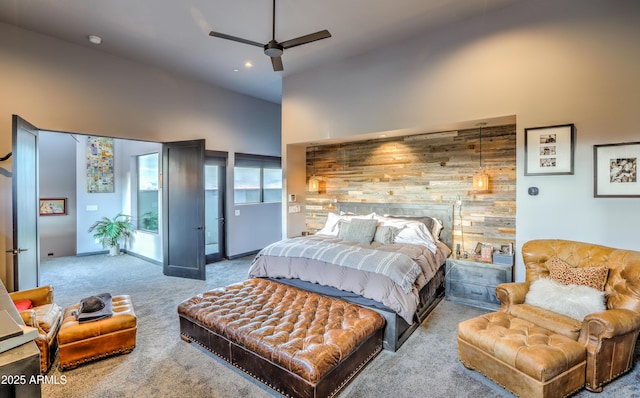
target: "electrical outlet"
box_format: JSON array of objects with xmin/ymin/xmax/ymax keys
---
[{"xmin": 455, "ymin": 195, "xmax": 462, "ymax": 208}]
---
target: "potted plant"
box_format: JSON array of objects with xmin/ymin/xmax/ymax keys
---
[
  {"xmin": 88, "ymin": 213, "xmax": 135, "ymax": 256},
  {"xmin": 141, "ymin": 211, "xmax": 158, "ymax": 232}
]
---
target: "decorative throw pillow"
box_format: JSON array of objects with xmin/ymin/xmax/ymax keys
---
[
  {"xmin": 547, "ymin": 257, "xmax": 609, "ymax": 291},
  {"xmin": 339, "ymin": 218, "xmax": 378, "ymax": 244},
  {"xmin": 13, "ymin": 299, "xmax": 33, "ymax": 311},
  {"xmin": 373, "ymin": 225, "xmax": 399, "ymax": 244},
  {"xmin": 525, "ymin": 278, "xmax": 606, "ymax": 321}
]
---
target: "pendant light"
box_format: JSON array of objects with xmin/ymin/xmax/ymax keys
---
[
  {"xmin": 473, "ymin": 122, "xmax": 489, "ymax": 192},
  {"xmin": 308, "ymin": 146, "xmax": 319, "ymax": 193}
]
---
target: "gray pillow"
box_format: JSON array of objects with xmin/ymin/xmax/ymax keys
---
[
  {"xmin": 339, "ymin": 218, "xmax": 378, "ymax": 244},
  {"xmin": 373, "ymin": 225, "xmax": 399, "ymax": 244}
]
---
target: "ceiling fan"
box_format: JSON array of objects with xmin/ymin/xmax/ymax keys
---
[{"xmin": 209, "ymin": 0, "xmax": 331, "ymax": 72}]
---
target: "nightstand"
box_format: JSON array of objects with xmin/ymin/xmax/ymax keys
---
[{"xmin": 445, "ymin": 256, "xmax": 513, "ymax": 310}]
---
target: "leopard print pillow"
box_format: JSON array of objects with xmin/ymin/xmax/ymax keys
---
[{"xmin": 547, "ymin": 257, "xmax": 609, "ymax": 291}]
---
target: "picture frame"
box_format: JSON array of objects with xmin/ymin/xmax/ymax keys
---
[
  {"xmin": 480, "ymin": 244, "xmax": 493, "ymax": 263},
  {"xmin": 474, "ymin": 242, "xmax": 483, "ymax": 255},
  {"xmin": 524, "ymin": 124, "xmax": 575, "ymax": 175},
  {"xmin": 39, "ymin": 198, "xmax": 67, "ymax": 216},
  {"xmin": 594, "ymin": 141, "xmax": 640, "ymax": 198}
]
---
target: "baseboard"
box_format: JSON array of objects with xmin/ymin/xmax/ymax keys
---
[
  {"xmin": 122, "ymin": 250, "xmax": 162, "ymax": 265},
  {"xmin": 75, "ymin": 250, "xmax": 160, "ymax": 265},
  {"xmin": 227, "ymin": 250, "xmax": 259, "ymax": 260},
  {"xmin": 76, "ymin": 250, "xmax": 109, "ymax": 257}
]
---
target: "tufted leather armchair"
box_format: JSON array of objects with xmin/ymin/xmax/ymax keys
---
[
  {"xmin": 9, "ymin": 285, "xmax": 63, "ymax": 373},
  {"xmin": 496, "ymin": 239, "xmax": 640, "ymax": 392}
]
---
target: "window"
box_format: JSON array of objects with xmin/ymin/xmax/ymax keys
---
[
  {"xmin": 234, "ymin": 153, "xmax": 282, "ymax": 204},
  {"xmin": 137, "ymin": 153, "xmax": 159, "ymax": 232},
  {"xmin": 263, "ymin": 168, "xmax": 282, "ymax": 202},
  {"xmin": 234, "ymin": 167, "xmax": 261, "ymax": 203}
]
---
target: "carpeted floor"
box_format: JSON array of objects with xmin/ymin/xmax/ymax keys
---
[{"xmin": 39, "ymin": 254, "xmax": 640, "ymax": 398}]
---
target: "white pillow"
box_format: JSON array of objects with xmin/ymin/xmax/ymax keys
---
[
  {"xmin": 374, "ymin": 216, "xmax": 436, "ymax": 252},
  {"xmin": 525, "ymin": 278, "xmax": 606, "ymax": 321},
  {"xmin": 375, "ymin": 214, "xmax": 442, "ymax": 239},
  {"xmin": 316, "ymin": 212, "xmax": 342, "ymax": 236},
  {"xmin": 394, "ymin": 221, "xmax": 437, "ymax": 253},
  {"xmin": 430, "ymin": 218, "xmax": 444, "ymax": 240},
  {"xmin": 316, "ymin": 212, "xmax": 375, "ymax": 237}
]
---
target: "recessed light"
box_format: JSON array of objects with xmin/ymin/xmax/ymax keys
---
[
  {"xmin": 244, "ymin": 61, "xmax": 253, "ymax": 68},
  {"xmin": 88, "ymin": 35, "xmax": 102, "ymax": 45},
  {"xmin": 233, "ymin": 68, "xmax": 239, "ymax": 72}
]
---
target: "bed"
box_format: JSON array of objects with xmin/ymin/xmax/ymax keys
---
[{"xmin": 248, "ymin": 202, "xmax": 453, "ymax": 351}]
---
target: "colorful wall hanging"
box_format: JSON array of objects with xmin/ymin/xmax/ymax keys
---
[{"xmin": 86, "ymin": 136, "xmax": 114, "ymax": 193}]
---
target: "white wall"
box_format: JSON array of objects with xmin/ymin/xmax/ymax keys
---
[
  {"xmin": 0, "ymin": 23, "xmax": 281, "ymax": 288},
  {"xmin": 39, "ymin": 132, "xmax": 77, "ymax": 258},
  {"xmin": 120, "ymin": 140, "xmax": 163, "ymax": 262},
  {"xmin": 75, "ymin": 136, "xmax": 164, "ymax": 261},
  {"xmin": 282, "ymin": 0, "xmax": 640, "ymax": 281},
  {"xmin": 75, "ymin": 136, "xmax": 123, "ymax": 254}
]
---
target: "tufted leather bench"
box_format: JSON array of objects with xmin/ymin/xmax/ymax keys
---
[
  {"xmin": 458, "ymin": 311, "xmax": 586, "ymax": 398},
  {"xmin": 58, "ymin": 295, "xmax": 137, "ymax": 370},
  {"xmin": 178, "ymin": 278, "xmax": 385, "ymax": 398}
]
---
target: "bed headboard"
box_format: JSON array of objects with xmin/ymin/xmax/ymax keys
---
[{"xmin": 336, "ymin": 202, "xmax": 454, "ymax": 249}]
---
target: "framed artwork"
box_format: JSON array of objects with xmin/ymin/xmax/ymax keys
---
[
  {"xmin": 86, "ymin": 136, "xmax": 115, "ymax": 193},
  {"xmin": 594, "ymin": 142, "xmax": 640, "ymax": 197},
  {"xmin": 39, "ymin": 198, "xmax": 66, "ymax": 216},
  {"xmin": 524, "ymin": 124, "xmax": 575, "ymax": 175}
]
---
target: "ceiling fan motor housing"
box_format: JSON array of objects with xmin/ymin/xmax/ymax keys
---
[{"xmin": 264, "ymin": 40, "xmax": 284, "ymax": 57}]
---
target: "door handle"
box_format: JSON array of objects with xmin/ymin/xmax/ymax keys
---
[
  {"xmin": 5, "ymin": 248, "xmax": 29, "ymax": 255},
  {"xmin": 196, "ymin": 226, "xmax": 204, "ymax": 230}
]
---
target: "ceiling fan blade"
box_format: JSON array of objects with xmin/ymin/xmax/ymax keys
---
[
  {"xmin": 280, "ymin": 30, "xmax": 331, "ymax": 49},
  {"xmin": 209, "ymin": 31, "xmax": 264, "ymax": 48},
  {"xmin": 271, "ymin": 56, "xmax": 284, "ymax": 72}
]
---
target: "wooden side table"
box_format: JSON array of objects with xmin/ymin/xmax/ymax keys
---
[{"xmin": 445, "ymin": 256, "xmax": 513, "ymax": 310}]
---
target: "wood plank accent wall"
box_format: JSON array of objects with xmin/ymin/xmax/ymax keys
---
[{"xmin": 305, "ymin": 124, "xmax": 516, "ymax": 255}]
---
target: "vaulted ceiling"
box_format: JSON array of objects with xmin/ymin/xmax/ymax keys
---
[{"xmin": 0, "ymin": 0, "xmax": 523, "ymax": 103}]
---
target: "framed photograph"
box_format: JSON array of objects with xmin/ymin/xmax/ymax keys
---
[
  {"xmin": 500, "ymin": 244, "xmax": 510, "ymax": 254},
  {"xmin": 594, "ymin": 142, "xmax": 640, "ymax": 197},
  {"xmin": 39, "ymin": 198, "xmax": 67, "ymax": 216},
  {"xmin": 524, "ymin": 124, "xmax": 575, "ymax": 175},
  {"xmin": 474, "ymin": 242, "xmax": 483, "ymax": 255},
  {"xmin": 480, "ymin": 244, "xmax": 493, "ymax": 263}
]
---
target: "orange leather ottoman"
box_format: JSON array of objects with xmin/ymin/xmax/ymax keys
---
[
  {"xmin": 58, "ymin": 295, "xmax": 137, "ymax": 370},
  {"xmin": 458, "ymin": 311, "xmax": 586, "ymax": 398}
]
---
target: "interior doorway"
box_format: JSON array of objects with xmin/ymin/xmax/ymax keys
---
[
  {"xmin": 38, "ymin": 131, "xmax": 165, "ymax": 263},
  {"xmin": 204, "ymin": 152, "xmax": 226, "ymax": 263},
  {"xmin": 34, "ymin": 130, "xmax": 227, "ymax": 276}
]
